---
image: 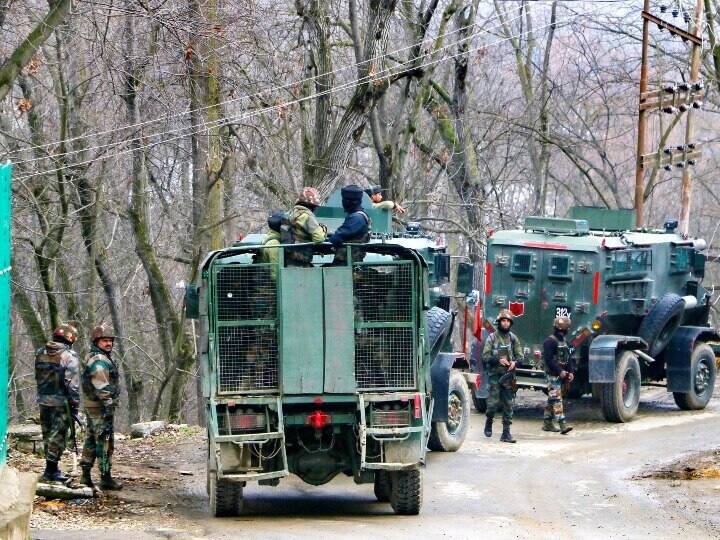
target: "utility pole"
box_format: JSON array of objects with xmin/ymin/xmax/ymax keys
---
[{"xmin": 634, "ymin": 0, "xmax": 704, "ymax": 231}]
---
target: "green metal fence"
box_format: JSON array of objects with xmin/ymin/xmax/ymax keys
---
[{"xmin": 0, "ymin": 163, "xmax": 12, "ymax": 467}]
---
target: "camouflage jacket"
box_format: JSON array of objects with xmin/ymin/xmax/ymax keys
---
[
  {"xmin": 481, "ymin": 331, "xmax": 523, "ymax": 377},
  {"xmin": 81, "ymin": 345, "xmax": 120, "ymax": 410},
  {"xmin": 288, "ymin": 205, "xmax": 326, "ymax": 243},
  {"xmin": 35, "ymin": 341, "xmax": 80, "ymax": 407},
  {"xmin": 260, "ymin": 230, "xmax": 281, "ymax": 266}
]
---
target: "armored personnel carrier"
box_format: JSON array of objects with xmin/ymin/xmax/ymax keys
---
[
  {"xmin": 185, "ymin": 190, "xmax": 474, "ymax": 516},
  {"xmin": 476, "ymin": 206, "xmax": 719, "ymax": 422}
]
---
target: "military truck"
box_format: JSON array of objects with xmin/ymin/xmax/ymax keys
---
[
  {"xmin": 475, "ymin": 206, "xmax": 719, "ymax": 422},
  {"xmin": 185, "ymin": 191, "xmax": 474, "ymax": 516}
]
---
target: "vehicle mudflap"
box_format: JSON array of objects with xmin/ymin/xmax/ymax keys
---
[
  {"xmin": 588, "ymin": 335, "xmax": 648, "ymax": 383},
  {"xmin": 665, "ymin": 326, "xmax": 720, "ymax": 393},
  {"xmin": 430, "ymin": 353, "xmax": 455, "ymax": 422}
]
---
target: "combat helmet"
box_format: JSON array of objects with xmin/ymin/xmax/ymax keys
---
[
  {"xmin": 553, "ymin": 316, "xmax": 571, "ymax": 331},
  {"xmin": 53, "ymin": 323, "xmax": 78, "ymax": 344},
  {"xmin": 91, "ymin": 323, "xmax": 115, "ymax": 343},
  {"xmin": 297, "ymin": 187, "xmax": 321, "ymax": 207},
  {"xmin": 495, "ymin": 309, "xmax": 514, "ymax": 326}
]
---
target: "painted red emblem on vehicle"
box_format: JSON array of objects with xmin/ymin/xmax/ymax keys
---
[{"xmin": 508, "ymin": 301, "xmax": 525, "ymax": 317}]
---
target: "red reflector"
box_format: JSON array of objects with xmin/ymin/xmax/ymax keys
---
[
  {"xmin": 413, "ymin": 394, "xmax": 422, "ymax": 419},
  {"xmin": 307, "ymin": 410, "xmax": 331, "ymax": 430},
  {"xmin": 313, "ymin": 396, "xmax": 324, "ymax": 405},
  {"xmin": 592, "ymin": 271, "xmax": 601, "ymax": 305},
  {"xmin": 484, "ymin": 262, "xmax": 492, "ymax": 294},
  {"xmin": 522, "ymin": 241, "xmax": 568, "ymax": 250},
  {"xmin": 231, "ymin": 413, "xmax": 264, "ymax": 430}
]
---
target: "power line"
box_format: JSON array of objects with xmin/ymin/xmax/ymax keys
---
[{"xmin": 14, "ymin": 4, "xmax": 600, "ymax": 182}]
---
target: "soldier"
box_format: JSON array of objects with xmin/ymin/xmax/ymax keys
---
[
  {"xmin": 541, "ymin": 316, "xmax": 574, "ymax": 434},
  {"xmin": 284, "ymin": 187, "xmax": 327, "ymax": 265},
  {"xmin": 482, "ymin": 310, "xmax": 523, "ymax": 443},
  {"xmin": 79, "ymin": 324, "xmax": 123, "ymax": 490},
  {"xmin": 329, "ymin": 184, "xmax": 370, "ymax": 265},
  {"xmin": 35, "ymin": 323, "xmax": 81, "ymax": 482},
  {"xmin": 364, "ymin": 185, "xmax": 406, "ymax": 214},
  {"xmin": 259, "ymin": 212, "xmax": 283, "ymax": 271}
]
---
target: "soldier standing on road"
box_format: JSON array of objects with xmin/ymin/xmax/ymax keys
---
[
  {"xmin": 482, "ymin": 310, "xmax": 523, "ymax": 443},
  {"xmin": 35, "ymin": 324, "xmax": 81, "ymax": 482},
  {"xmin": 329, "ymin": 185, "xmax": 370, "ymax": 265},
  {"xmin": 79, "ymin": 324, "xmax": 123, "ymax": 490},
  {"xmin": 541, "ymin": 316, "xmax": 574, "ymax": 435},
  {"xmin": 284, "ymin": 187, "xmax": 327, "ymax": 265}
]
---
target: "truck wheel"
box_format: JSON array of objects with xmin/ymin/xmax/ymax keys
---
[
  {"xmin": 600, "ymin": 350, "xmax": 641, "ymax": 423},
  {"xmin": 390, "ymin": 469, "xmax": 423, "ymax": 515},
  {"xmin": 426, "ymin": 306, "xmax": 453, "ymax": 359},
  {"xmin": 427, "ymin": 370, "xmax": 471, "ymax": 452},
  {"xmin": 638, "ymin": 293, "xmax": 685, "ymax": 357},
  {"xmin": 374, "ymin": 471, "xmax": 391, "ymax": 502},
  {"xmin": 209, "ymin": 475, "xmax": 243, "ymax": 517},
  {"xmin": 473, "ymin": 396, "xmax": 487, "ymax": 414},
  {"xmin": 673, "ymin": 343, "xmax": 717, "ymax": 410}
]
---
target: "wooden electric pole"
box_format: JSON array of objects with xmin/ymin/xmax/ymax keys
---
[{"xmin": 634, "ymin": 0, "xmax": 705, "ymax": 230}]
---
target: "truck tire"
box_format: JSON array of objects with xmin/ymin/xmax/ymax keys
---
[
  {"xmin": 638, "ymin": 293, "xmax": 685, "ymax": 357},
  {"xmin": 374, "ymin": 471, "xmax": 391, "ymax": 502},
  {"xmin": 390, "ymin": 469, "xmax": 422, "ymax": 515},
  {"xmin": 473, "ymin": 396, "xmax": 487, "ymax": 414},
  {"xmin": 673, "ymin": 343, "xmax": 717, "ymax": 410},
  {"xmin": 209, "ymin": 475, "xmax": 243, "ymax": 517},
  {"xmin": 599, "ymin": 350, "xmax": 641, "ymax": 423},
  {"xmin": 428, "ymin": 369, "xmax": 471, "ymax": 452},
  {"xmin": 426, "ymin": 307, "xmax": 453, "ymax": 360}
]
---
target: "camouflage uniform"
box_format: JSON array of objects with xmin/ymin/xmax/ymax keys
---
[
  {"xmin": 35, "ymin": 337, "xmax": 80, "ymax": 466},
  {"xmin": 482, "ymin": 330, "xmax": 523, "ymax": 423},
  {"xmin": 541, "ymin": 316, "xmax": 574, "ymax": 434},
  {"xmin": 80, "ymin": 343, "xmax": 120, "ymax": 478},
  {"xmin": 285, "ymin": 204, "xmax": 327, "ymax": 265}
]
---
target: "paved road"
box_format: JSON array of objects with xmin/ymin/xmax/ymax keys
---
[{"xmin": 33, "ymin": 386, "xmax": 720, "ymax": 540}]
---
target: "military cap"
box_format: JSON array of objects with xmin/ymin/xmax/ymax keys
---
[
  {"xmin": 91, "ymin": 323, "xmax": 115, "ymax": 342},
  {"xmin": 364, "ymin": 185, "xmax": 383, "ymax": 197},
  {"xmin": 53, "ymin": 323, "xmax": 79, "ymax": 344},
  {"xmin": 267, "ymin": 212, "xmax": 284, "ymax": 233},
  {"xmin": 297, "ymin": 187, "xmax": 321, "ymax": 206},
  {"xmin": 553, "ymin": 316, "xmax": 571, "ymax": 331},
  {"xmin": 341, "ymin": 184, "xmax": 364, "ymax": 202},
  {"xmin": 495, "ymin": 309, "xmax": 514, "ymax": 325}
]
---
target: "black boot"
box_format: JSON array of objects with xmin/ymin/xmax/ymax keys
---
[
  {"xmin": 500, "ymin": 422, "xmax": 516, "ymax": 443},
  {"xmin": 100, "ymin": 470, "xmax": 123, "ymax": 490},
  {"xmin": 484, "ymin": 416, "xmax": 494, "ymax": 437},
  {"xmin": 542, "ymin": 417, "xmax": 561, "ymax": 432},
  {"xmin": 79, "ymin": 466, "xmax": 94, "ymax": 487},
  {"xmin": 41, "ymin": 460, "xmax": 68, "ymax": 483},
  {"xmin": 559, "ymin": 419, "xmax": 573, "ymax": 435}
]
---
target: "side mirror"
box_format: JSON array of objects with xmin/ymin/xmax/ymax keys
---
[
  {"xmin": 692, "ymin": 251, "xmax": 706, "ymax": 279},
  {"xmin": 433, "ymin": 253, "xmax": 451, "ymax": 283},
  {"xmin": 185, "ymin": 285, "xmax": 200, "ymax": 319},
  {"xmin": 456, "ymin": 262, "xmax": 475, "ymax": 295}
]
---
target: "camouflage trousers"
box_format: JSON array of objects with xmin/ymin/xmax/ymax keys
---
[
  {"xmin": 544, "ymin": 375, "xmax": 565, "ymax": 422},
  {"xmin": 486, "ymin": 377, "xmax": 514, "ymax": 422},
  {"xmin": 39, "ymin": 405, "xmax": 71, "ymax": 462},
  {"xmin": 80, "ymin": 408, "xmax": 115, "ymax": 474}
]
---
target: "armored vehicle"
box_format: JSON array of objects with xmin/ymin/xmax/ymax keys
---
[
  {"xmin": 476, "ymin": 207, "xmax": 719, "ymax": 422},
  {"xmin": 186, "ymin": 191, "xmax": 473, "ymax": 516}
]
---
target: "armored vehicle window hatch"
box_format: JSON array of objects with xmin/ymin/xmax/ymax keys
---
[
  {"xmin": 511, "ymin": 252, "xmax": 534, "ymax": 277},
  {"xmin": 548, "ymin": 255, "xmax": 571, "ymax": 280},
  {"xmin": 609, "ymin": 249, "xmax": 652, "ymax": 276},
  {"xmin": 670, "ymin": 246, "xmax": 692, "ymax": 274}
]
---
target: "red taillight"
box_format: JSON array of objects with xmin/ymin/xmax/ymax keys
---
[
  {"xmin": 307, "ymin": 410, "xmax": 331, "ymax": 430},
  {"xmin": 484, "ymin": 262, "xmax": 492, "ymax": 294},
  {"xmin": 413, "ymin": 394, "xmax": 422, "ymax": 419}
]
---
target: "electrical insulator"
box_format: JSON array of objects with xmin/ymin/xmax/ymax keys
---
[
  {"xmin": 687, "ymin": 143, "xmax": 696, "ymax": 149},
  {"xmin": 692, "ymin": 81, "xmax": 704, "ymax": 91},
  {"xmin": 663, "ymin": 147, "xmax": 673, "ymax": 154},
  {"xmin": 660, "ymin": 5, "xmax": 668, "ymax": 13},
  {"xmin": 684, "ymin": 12, "xmax": 691, "ymax": 23},
  {"xmin": 692, "ymin": 101, "xmax": 703, "ymax": 109},
  {"xmin": 662, "ymin": 106, "xmax": 678, "ymax": 114},
  {"xmin": 672, "ymin": 8, "xmax": 679, "ymax": 17},
  {"xmin": 687, "ymin": 159, "xmax": 697, "ymax": 166},
  {"xmin": 664, "ymin": 85, "xmax": 676, "ymax": 93},
  {"xmin": 678, "ymin": 83, "xmax": 689, "ymax": 91},
  {"xmin": 679, "ymin": 103, "xmax": 689, "ymax": 112},
  {"xmin": 676, "ymin": 161, "xmax": 685, "ymax": 168},
  {"xmin": 664, "ymin": 164, "xmax": 673, "ymax": 171},
  {"xmin": 676, "ymin": 145, "xmax": 685, "ymax": 151},
  {"xmin": 681, "ymin": 36, "xmax": 688, "ymax": 43}
]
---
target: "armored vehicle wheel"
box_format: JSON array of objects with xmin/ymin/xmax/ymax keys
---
[
  {"xmin": 209, "ymin": 475, "xmax": 243, "ymax": 517},
  {"xmin": 600, "ymin": 351, "xmax": 641, "ymax": 423},
  {"xmin": 473, "ymin": 396, "xmax": 487, "ymax": 414},
  {"xmin": 673, "ymin": 343, "xmax": 717, "ymax": 410},
  {"xmin": 426, "ymin": 306, "xmax": 453, "ymax": 359},
  {"xmin": 428, "ymin": 369, "xmax": 471, "ymax": 452},
  {"xmin": 638, "ymin": 293, "xmax": 685, "ymax": 357},
  {"xmin": 374, "ymin": 471, "xmax": 391, "ymax": 502},
  {"xmin": 390, "ymin": 469, "xmax": 423, "ymax": 515}
]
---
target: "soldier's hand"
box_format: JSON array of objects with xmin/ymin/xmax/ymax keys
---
[
  {"xmin": 499, "ymin": 358, "xmax": 510, "ymax": 367},
  {"xmin": 393, "ymin": 203, "xmax": 407, "ymax": 214},
  {"xmin": 320, "ymin": 223, "xmax": 328, "ymax": 234},
  {"xmin": 508, "ymin": 361, "xmax": 516, "ymax": 371}
]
